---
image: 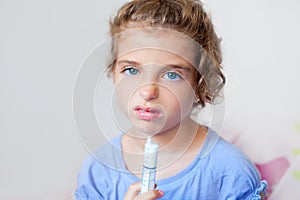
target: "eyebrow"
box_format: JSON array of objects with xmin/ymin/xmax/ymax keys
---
[
  {"xmin": 166, "ymin": 64, "xmax": 193, "ymax": 73},
  {"xmin": 117, "ymin": 60, "xmax": 193, "ymax": 71},
  {"xmin": 117, "ymin": 60, "xmax": 141, "ymax": 66}
]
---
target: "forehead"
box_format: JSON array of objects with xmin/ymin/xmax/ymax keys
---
[{"xmin": 115, "ymin": 28, "xmax": 199, "ymax": 67}]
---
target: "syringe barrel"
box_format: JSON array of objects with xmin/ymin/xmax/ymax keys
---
[{"xmin": 140, "ymin": 137, "xmax": 159, "ymax": 193}]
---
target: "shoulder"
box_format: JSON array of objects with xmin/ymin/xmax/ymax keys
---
[
  {"xmin": 204, "ymin": 129, "xmax": 268, "ymax": 199},
  {"xmin": 200, "ymin": 128, "xmax": 254, "ymax": 169},
  {"xmin": 79, "ymin": 134, "xmax": 124, "ymax": 173},
  {"xmin": 74, "ymin": 134, "xmax": 127, "ymax": 199}
]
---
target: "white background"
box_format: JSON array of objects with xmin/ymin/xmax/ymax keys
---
[{"xmin": 1, "ymin": 0, "xmax": 299, "ymax": 199}]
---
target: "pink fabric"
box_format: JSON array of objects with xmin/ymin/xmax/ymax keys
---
[{"xmin": 255, "ymin": 157, "xmax": 290, "ymax": 198}]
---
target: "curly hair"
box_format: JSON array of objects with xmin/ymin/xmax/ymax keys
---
[{"xmin": 107, "ymin": 0, "xmax": 225, "ymax": 107}]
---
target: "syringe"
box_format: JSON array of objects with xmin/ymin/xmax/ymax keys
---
[{"xmin": 140, "ymin": 136, "xmax": 159, "ymax": 193}]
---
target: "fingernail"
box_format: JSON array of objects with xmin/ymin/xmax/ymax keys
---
[
  {"xmin": 158, "ymin": 190, "xmax": 164, "ymax": 196},
  {"xmin": 154, "ymin": 183, "xmax": 157, "ymax": 189}
]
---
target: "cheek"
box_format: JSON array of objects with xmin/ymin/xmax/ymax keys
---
[
  {"xmin": 177, "ymin": 90, "xmax": 195, "ymax": 117},
  {"xmin": 161, "ymin": 85, "xmax": 196, "ymax": 117},
  {"xmin": 114, "ymin": 77, "xmax": 140, "ymax": 113}
]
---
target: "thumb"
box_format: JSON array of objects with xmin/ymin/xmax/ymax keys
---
[
  {"xmin": 138, "ymin": 189, "xmax": 164, "ymax": 200},
  {"xmin": 124, "ymin": 182, "xmax": 142, "ymax": 200}
]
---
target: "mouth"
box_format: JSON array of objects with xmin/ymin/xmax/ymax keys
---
[{"xmin": 134, "ymin": 105, "xmax": 161, "ymax": 121}]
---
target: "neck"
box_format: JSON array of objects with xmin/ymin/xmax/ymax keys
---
[
  {"xmin": 125, "ymin": 117, "xmax": 202, "ymax": 154},
  {"xmin": 153, "ymin": 117, "xmax": 199, "ymax": 151},
  {"xmin": 122, "ymin": 117, "xmax": 207, "ymax": 176}
]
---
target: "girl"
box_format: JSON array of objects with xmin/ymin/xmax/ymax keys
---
[{"xmin": 75, "ymin": 0, "xmax": 267, "ymax": 199}]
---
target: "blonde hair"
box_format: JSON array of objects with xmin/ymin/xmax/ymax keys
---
[{"xmin": 108, "ymin": 0, "xmax": 225, "ymax": 107}]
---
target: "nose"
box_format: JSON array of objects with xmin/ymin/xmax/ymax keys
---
[{"xmin": 139, "ymin": 83, "xmax": 159, "ymax": 101}]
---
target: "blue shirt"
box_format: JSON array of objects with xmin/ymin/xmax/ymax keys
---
[{"xmin": 74, "ymin": 128, "xmax": 267, "ymax": 200}]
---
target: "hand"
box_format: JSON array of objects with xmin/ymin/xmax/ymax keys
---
[{"xmin": 124, "ymin": 182, "xmax": 164, "ymax": 200}]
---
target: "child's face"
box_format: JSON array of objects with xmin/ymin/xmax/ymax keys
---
[{"xmin": 112, "ymin": 29, "xmax": 198, "ymax": 136}]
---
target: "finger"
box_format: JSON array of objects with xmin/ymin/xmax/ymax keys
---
[
  {"xmin": 124, "ymin": 182, "xmax": 142, "ymax": 200},
  {"xmin": 137, "ymin": 189, "xmax": 164, "ymax": 200}
]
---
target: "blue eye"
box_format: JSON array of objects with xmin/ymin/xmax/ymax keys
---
[
  {"xmin": 164, "ymin": 72, "xmax": 182, "ymax": 80},
  {"xmin": 123, "ymin": 68, "xmax": 139, "ymax": 76}
]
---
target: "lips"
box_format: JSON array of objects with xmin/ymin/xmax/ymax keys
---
[{"xmin": 134, "ymin": 105, "xmax": 161, "ymax": 121}]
